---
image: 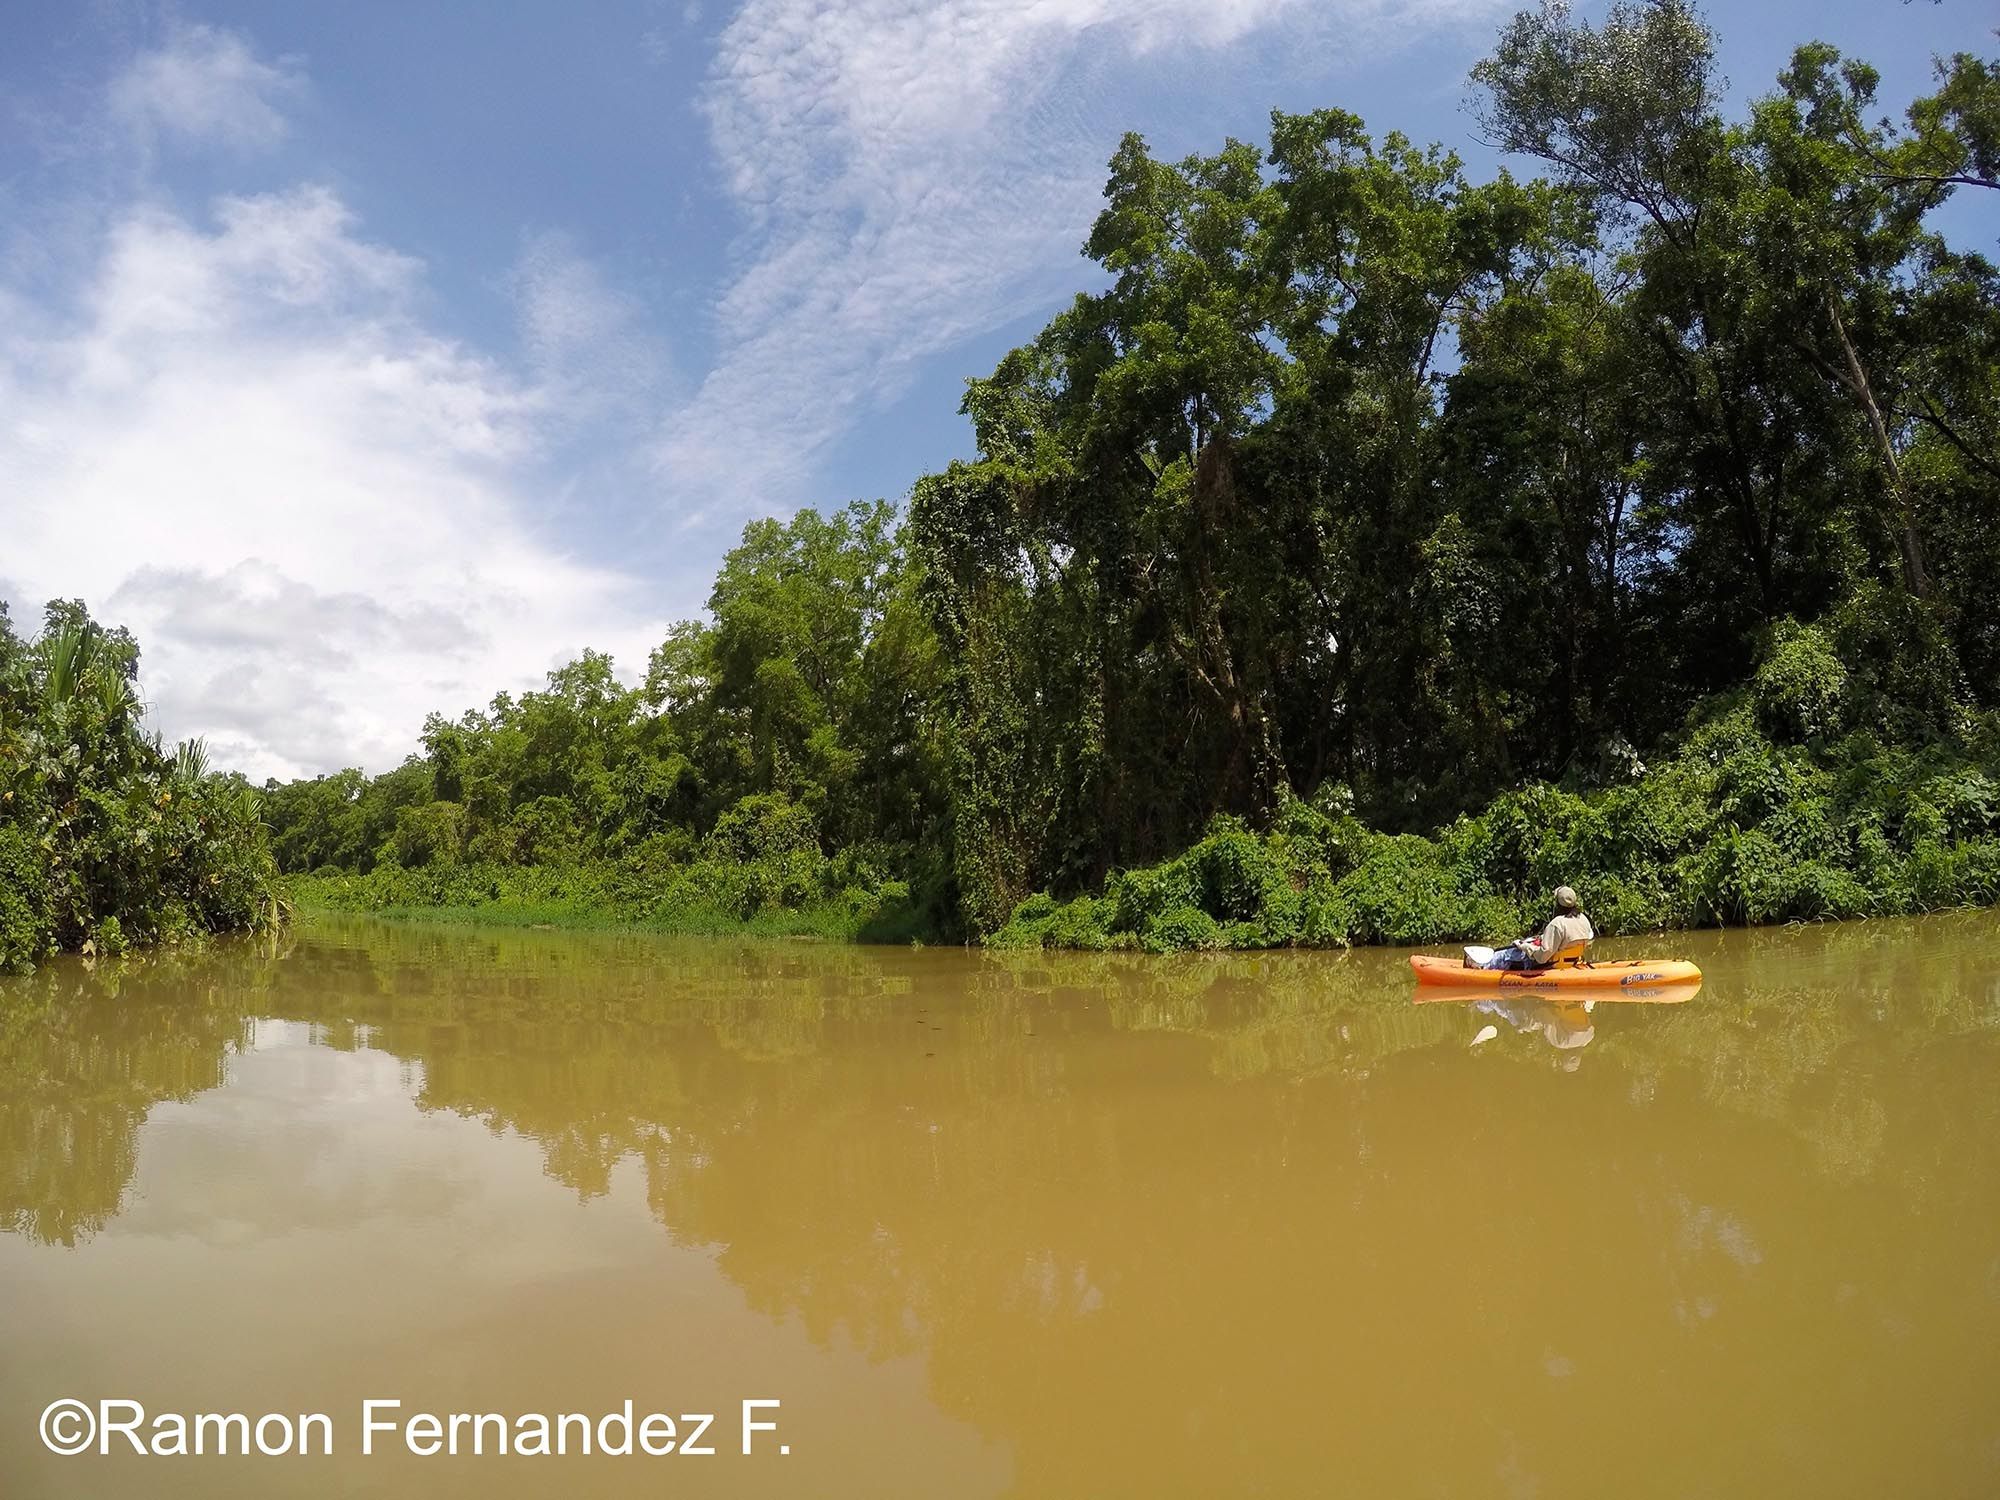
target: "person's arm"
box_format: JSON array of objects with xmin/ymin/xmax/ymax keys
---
[{"xmin": 1508, "ymin": 921, "xmax": 1552, "ymax": 958}]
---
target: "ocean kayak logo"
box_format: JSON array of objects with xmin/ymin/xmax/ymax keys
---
[{"xmin": 1619, "ymin": 973, "xmax": 1666, "ymax": 985}]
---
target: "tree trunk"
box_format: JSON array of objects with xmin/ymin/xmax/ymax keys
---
[
  {"xmin": 1825, "ymin": 290, "xmax": 1932, "ymax": 598},
  {"xmin": 1192, "ymin": 436, "xmax": 1289, "ymax": 813}
]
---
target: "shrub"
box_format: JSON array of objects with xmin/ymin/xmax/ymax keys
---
[
  {"xmin": 1109, "ymin": 859, "xmax": 1203, "ymax": 936},
  {"xmin": 707, "ymin": 793, "xmax": 820, "ymax": 862},
  {"xmin": 386, "ymin": 801, "xmax": 466, "ymax": 869},
  {"xmin": 0, "ymin": 826, "xmax": 52, "ymax": 974},
  {"xmin": 1141, "ymin": 905, "xmax": 1222, "ymax": 953},
  {"xmin": 1754, "ymin": 619, "xmax": 1848, "ymax": 743},
  {"xmin": 505, "ymin": 797, "xmax": 584, "ymax": 865},
  {"xmin": 993, "ymin": 690, "xmax": 2000, "ymax": 948},
  {"xmin": 88, "ymin": 915, "xmax": 127, "ymax": 958},
  {"xmin": 1827, "ymin": 585, "xmax": 1968, "ymax": 741}
]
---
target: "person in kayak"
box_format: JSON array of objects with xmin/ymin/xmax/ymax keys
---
[{"xmin": 1480, "ymin": 885, "xmax": 1595, "ymax": 970}]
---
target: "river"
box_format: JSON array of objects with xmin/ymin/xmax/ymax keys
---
[{"xmin": 3, "ymin": 912, "xmax": 1998, "ymax": 1497}]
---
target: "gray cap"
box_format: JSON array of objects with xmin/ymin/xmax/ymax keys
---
[{"xmin": 1553, "ymin": 885, "xmax": 1580, "ymax": 911}]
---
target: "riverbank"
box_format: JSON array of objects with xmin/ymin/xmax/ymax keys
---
[
  {"xmin": 289, "ymin": 706, "xmax": 2000, "ymax": 953},
  {"xmin": 287, "ymin": 858, "xmax": 937, "ymax": 944},
  {"xmin": 994, "ymin": 709, "xmax": 2000, "ymax": 952}
]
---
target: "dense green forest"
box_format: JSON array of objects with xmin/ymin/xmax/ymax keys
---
[
  {"xmin": 0, "ymin": 601, "xmax": 280, "ymax": 973},
  {"xmin": 260, "ymin": 4, "xmax": 2000, "ymax": 946}
]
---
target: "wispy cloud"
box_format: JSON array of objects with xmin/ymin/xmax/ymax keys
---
[
  {"xmin": 511, "ymin": 229, "xmax": 673, "ymax": 424},
  {"xmin": 109, "ymin": 22, "xmax": 304, "ymax": 155},
  {"xmin": 1, "ymin": 183, "xmax": 668, "ymax": 780},
  {"xmin": 661, "ymin": 0, "xmax": 1503, "ymax": 516}
]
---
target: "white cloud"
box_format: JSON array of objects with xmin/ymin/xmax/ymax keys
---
[
  {"xmin": 663, "ymin": 0, "xmax": 1503, "ymax": 515},
  {"xmin": 109, "ymin": 23, "xmax": 304, "ymax": 155},
  {"xmin": 1, "ymin": 187, "xmax": 670, "ymax": 781}
]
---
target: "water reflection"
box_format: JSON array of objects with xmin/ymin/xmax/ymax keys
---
[
  {"xmin": 1417, "ymin": 981, "xmax": 1704, "ymax": 1064},
  {"xmin": 12, "ymin": 917, "xmax": 1992, "ymax": 1249},
  {"xmin": 0, "ymin": 958, "xmax": 254, "ymax": 1246},
  {"xmin": 1474, "ymin": 996, "xmax": 1597, "ymax": 1054},
  {"xmin": 1, "ymin": 913, "xmax": 1998, "ymax": 1497}
]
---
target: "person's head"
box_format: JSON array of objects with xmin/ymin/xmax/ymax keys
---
[{"xmin": 1553, "ymin": 884, "xmax": 1580, "ymax": 913}]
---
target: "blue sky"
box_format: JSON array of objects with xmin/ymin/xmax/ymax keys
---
[{"xmin": 2, "ymin": 0, "xmax": 1993, "ymax": 779}]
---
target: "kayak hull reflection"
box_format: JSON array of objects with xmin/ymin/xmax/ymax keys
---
[
  {"xmin": 1415, "ymin": 981, "xmax": 1702, "ymax": 1006},
  {"xmin": 1409, "ymin": 954, "xmax": 1703, "ymax": 990}
]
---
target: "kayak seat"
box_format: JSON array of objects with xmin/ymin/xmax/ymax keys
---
[{"xmin": 1549, "ymin": 939, "xmax": 1592, "ymax": 968}]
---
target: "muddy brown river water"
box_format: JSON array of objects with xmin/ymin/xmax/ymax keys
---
[{"xmin": 3, "ymin": 912, "xmax": 1998, "ymax": 1497}]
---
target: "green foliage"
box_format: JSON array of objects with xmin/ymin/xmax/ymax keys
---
[
  {"xmin": 0, "ymin": 826, "xmax": 53, "ymax": 975},
  {"xmin": 707, "ymin": 793, "xmax": 820, "ymax": 863},
  {"xmin": 1471, "ymin": 0, "xmax": 1722, "ymax": 237},
  {"xmin": 1754, "ymin": 621, "xmax": 1848, "ymax": 743},
  {"xmin": 0, "ymin": 602, "xmax": 280, "ymax": 972},
  {"xmin": 386, "ymin": 801, "xmax": 466, "ymax": 869},
  {"xmin": 500, "ymin": 797, "xmax": 584, "ymax": 866},
  {"xmin": 88, "ymin": 916, "xmax": 127, "ymax": 959},
  {"xmin": 902, "ymin": 8, "xmax": 2000, "ymax": 925},
  {"xmin": 996, "ymin": 720, "xmax": 2000, "ymax": 949},
  {"xmin": 1823, "ymin": 585, "xmax": 1970, "ymax": 742}
]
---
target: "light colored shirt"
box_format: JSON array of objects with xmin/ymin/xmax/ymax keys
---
[{"xmin": 1525, "ymin": 911, "xmax": 1595, "ymax": 959}]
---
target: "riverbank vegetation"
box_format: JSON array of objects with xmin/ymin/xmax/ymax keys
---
[
  {"xmin": 278, "ymin": 500, "xmax": 948, "ymax": 941},
  {"xmin": 0, "ymin": 602, "xmax": 280, "ymax": 973},
  {"xmin": 268, "ymin": 2, "xmax": 2000, "ymax": 949}
]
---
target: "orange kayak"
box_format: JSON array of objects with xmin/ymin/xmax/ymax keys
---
[{"xmin": 1409, "ymin": 954, "xmax": 1703, "ymax": 991}]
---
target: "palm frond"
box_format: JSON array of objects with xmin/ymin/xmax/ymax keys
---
[
  {"xmin": 172, "ymin": 737, "xmax": 211, "ymax": 784},
  {"xmin": 42, "ymin": 622, "xmax": 98, "ymax": 706}
]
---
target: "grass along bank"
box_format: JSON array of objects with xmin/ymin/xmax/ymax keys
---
[{"xmin": 287, "ymin": 848, "xmax": 938, "ymax": 944}]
